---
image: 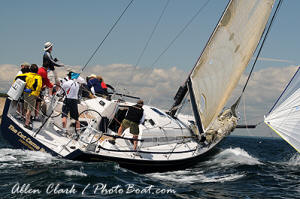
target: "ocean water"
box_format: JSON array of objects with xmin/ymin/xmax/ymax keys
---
[{"xmin": 0, "ymin": 133, "xmax": 299, "ymax": 199}]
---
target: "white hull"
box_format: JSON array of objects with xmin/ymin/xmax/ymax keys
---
[{"xmin": 1, "ymin": 96, "xmax": 236, "ymax": 172}]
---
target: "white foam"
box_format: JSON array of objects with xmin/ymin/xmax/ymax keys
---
[
  {"xmin": 200, "ymin": 173, "xmax": 245, "ymax": 183},
  {"xmin": 0, "ymin": 148, "xmax": 57, "ymax": 165},
  {"xmin": 23, "ymin": 150, "xmax": 55, "ymax": 163},
  {"xmin": 64, "ymin": 170, "xmax": 87, "ymax": 177},
  {"xmin": 148, "ymin": 170, "xmax": 244, "ymax": 184},
  {"xmin": 0, "ymin": 155, "xmax": 17, "ymax": 162},
  {"xmin": 208, "ymin": 147, "xmax": 262, "ymax": 166},
  {"xmin": 149, "ymin": 173, "xmax": 199, "ymax": 183},
  {"xmin": 0, "ymin": 163, "xmax": 22, "ymax": 169},
  {"xmin": 287, "ymin": 153, "xmax": 300, "ymax": 166}
]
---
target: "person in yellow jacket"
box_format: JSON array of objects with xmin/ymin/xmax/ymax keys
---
[{"xmin": 15, "ymin": 64, "xmax": 42, "ymax": 130}]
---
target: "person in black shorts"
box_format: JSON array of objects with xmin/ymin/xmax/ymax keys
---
[
  {"xmin": 62, "ymin": 98, "xmax": 79, "ymax": 123},
  {"xmin": 61, "ymin": 71, "xmax": 83, "ymax": 133}
]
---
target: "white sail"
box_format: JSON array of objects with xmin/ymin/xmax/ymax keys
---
[
  {"xmin": 265, "ymin": 67, "xmax": 300, "ymax": 153},
  {"xmin": 190, "ymin": 0, "xmax": 275, "ymax": 130}
]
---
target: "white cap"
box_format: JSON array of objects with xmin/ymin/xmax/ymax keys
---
[
  {"xmin": 44, "ymin": 41, "xmax": 53, "ymax": 51},
  {"xmin": 66, "ymin": 67, "xmax": 80, "ymax": 74},
  {"xmin": 89, "ymin": 74, "xmax": 97, "ymax": 78}
]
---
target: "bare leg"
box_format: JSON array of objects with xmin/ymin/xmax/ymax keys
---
[
  {"xmin": 17, "ymin": 103, "xmax": 21, "ymax": 114},
  {"xmin": 133, "ymin": 135, "xmax": 138, "ymax": 150},
  {"xmin": 49, "ymin": 87, "xmax": 53, "ymax": 96},
  {"xmin": 25, "ymin": 110, "xmax": 31, "ymax": 126},
  {"xmin": 117, "ymin": 125, "xmax": 124, "ymax": 136},
  {"xmin": 75, "ymin": 120, "xmax": 80, "ymax": 131},
  {"xmin": 35, "ymin": 101, "xmax": 40, "ymax": 118},
  {"xmin": 62, "ymin": 117, "xmax": 67, "ymax": 128}
]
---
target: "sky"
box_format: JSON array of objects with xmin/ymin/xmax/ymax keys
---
[{"xmin": 1, "ymin": 0, "xmax": 300, "ymax": 137}]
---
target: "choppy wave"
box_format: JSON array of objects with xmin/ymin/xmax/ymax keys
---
[
  {"xmin": 148, "ymin": 169, "xmax": 244, "ymax": 184},
  {"xmin": 208, "ymin": 147, "xmax": 262, "ymax": 166},
  {"xmin": 0, "ymin": 148, "xmax": 58, "ymax": 167},
  {"xmin": 64, "ymin": 170, "xmax": 88, "ymax": 177},
  {"xmin": 0, "ymin": 136, "xmax": 298, "ymax": 199},
  {"xmin": 147, "ymin": 147, "xmax": 258, "ymax": 184},
  {"xmin": 287, "ymin": 153, "xmax": 300, "ymax": 166},
  {"xmin": 148, "ymin": 170, "xmax": 201, "ymax": 184},
  {"xmin": 200, "ymin": 173, "xmax": 245, "ymax": 183}
]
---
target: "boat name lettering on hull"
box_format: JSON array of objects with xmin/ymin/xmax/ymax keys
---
[{"xmin": 8, "ymin": 124, "xmax": 45, "ymax": 152}]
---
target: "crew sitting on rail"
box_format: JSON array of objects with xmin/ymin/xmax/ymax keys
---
[{"xmin": 15, "ymin": 64, "xmax": 42, "ymax": 130}]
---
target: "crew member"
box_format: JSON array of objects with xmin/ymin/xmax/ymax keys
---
[
  {"xmin": 61, "ymin": 71, "xmax": 84, "ymax": 136},
  {"xmin": 15, "ymin": 64, "xmax": 42, "ymax": 130},
  {"xmin": 87, "ymin": 74, "xmax": 106, "ymax": 95},
  {"xmin": 43, "ymin": 41, "xmax": 64, "ymax": 85},
  {"xmin": 110, "ymin": 100, "xmax": 145, "ymax": 151},
  {"xmin": 16, "ymin": 62, "xmax": 30, "ymax": 117},
  {"xmin": 96, "ymin": 75, "xmax": 115, "ymax": 96}
]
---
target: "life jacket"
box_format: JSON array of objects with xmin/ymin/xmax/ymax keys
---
[
  {"xmin": 125, "ymin": 105, "xmax": 144, "ymax": 123},
  {"xmin": 15, "ymin": 72, "xmax": 43, "ymax": 96}
]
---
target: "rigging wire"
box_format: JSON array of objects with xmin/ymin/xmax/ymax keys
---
[
  {"xmin": 150, "ymin": 0, "xmax": 210, "ymax": 67},
  {"xmin": 81, "ymin": 0, "xmax": 134, "ymax": 72},
  {"xmin": 232, "ymin": 0, "xmax": 284, "ymax": 109},
  {"xmin": 134, "ymin": 0, "xmax": 170, "ymax": 68},
  {"xmin": 233, "ymin": 0, "xmax": 284, "ymax": 130}
]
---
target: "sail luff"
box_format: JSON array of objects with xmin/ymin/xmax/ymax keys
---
[
  {"xmin": 190, "ymin": 0, "xmax": 275, "ymax": 130},
  {"xmin": 168, "ymin": 1, "xmax": 232, "ymax": 116},
  {"xmin": 265, "ymin": 122, "xmax": 300, "ymax": 153}
]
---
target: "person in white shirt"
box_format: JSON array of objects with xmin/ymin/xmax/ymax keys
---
[
  {"xmin": 61, "ymin": 71, "xmax": 85, "ymax": 134},
  {"xmin": 16, "ymin": 62, "xmax": 30, "ymax": 76},
  {"xmin": 16, "ymin": 62, "xmax": 30, "ymax": 118}
]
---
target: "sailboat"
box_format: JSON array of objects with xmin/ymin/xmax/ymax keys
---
[
  {"xmin": 264, "ymin": 66, "xmax": 300, "ymax": 153},
  {"xmin": 1, "ymin": 0, "xmax": 276, "ymax": 173}
]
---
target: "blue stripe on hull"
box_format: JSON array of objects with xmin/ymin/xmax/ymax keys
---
[
  {"xmin": 0, "ymin": 98, "xmax": 221, "ymax": 173},
  {"xmin": 65, "ymin": 147, "xmax": 219, "ymax": 173},
  {"xmin": 0, "ymin": 98, "xmax": 59, "ymax": 156}
]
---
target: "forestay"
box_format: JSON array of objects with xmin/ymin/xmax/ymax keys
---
[
  {"xmin": 189, "ymin": 0, "xmax": 275, "ymax": 130},
  {"xmin": 265, "ymin": 67, "xmax": 300, "ymax": 153}
]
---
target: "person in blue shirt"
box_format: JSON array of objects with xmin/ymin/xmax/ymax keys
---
[{"xmin": 87, "ymin": 74, "xmax": 106, "ymax": 95}]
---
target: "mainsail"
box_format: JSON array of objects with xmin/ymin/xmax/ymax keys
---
[
  {"xmin": 188, "ymin": 0, "xmax": 275, "ymax": 131},
  {"xmin": 265, "ymin": 67, "xmax": 300, "ymax": 153}
]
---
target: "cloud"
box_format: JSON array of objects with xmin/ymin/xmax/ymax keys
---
[
  {"xmin": 0, "ymin": 64, "xmax": 19, "ymax": 92},
  {"xmin": 229, "ymin": 65, "xmax": 298, "ymax": 137},
  {"xmin": 0, "ymin": 63, "xmax": 297, "ymax": 129},
  {"xmin": 236, "ymin": 65, "xmax": 297, "ymax": 113},
  {"xmin": 0, "ymin": 64, "xmax": 187, "ymax": 109}
]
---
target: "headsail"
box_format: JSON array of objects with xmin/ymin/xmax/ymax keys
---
[
  {"xmin": 265, "ymin": 66, "xmax": 300, "ymax": 153},
  {"xmin": 189, "ymin": 0, "xmax": 275, "ymax": 130}
]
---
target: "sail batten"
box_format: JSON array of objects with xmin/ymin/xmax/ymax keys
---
[{"xmin": 190, "ymin": 0, "xmax": 275, "ymax": 130}]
